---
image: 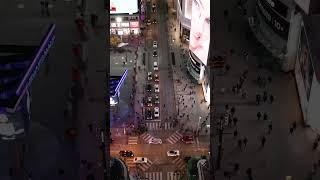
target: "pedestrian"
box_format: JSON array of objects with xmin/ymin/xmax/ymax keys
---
[
  {"xmin": 269, "ymin": 95, "xmax": 274, "ymax": 104},
  {"xmin": 268, "ymin": 123, "xmax": 272, "ymax": 134},
  {"xmin": 233, "ymin": 117, "xmax": 238, "ymax": 126},
  {"xmin": 232, "ymin": 86, "xmax": 236, "ymax": 94},
  {"xmin": 88, "ymin": 123, "xmax": 93, "ymax": 133},
  {"xmin": 238, "ymin": 139, "xmax": 242, "ymax": 150},
  {"xmin": 263, "ymin": 113, "xmax": 268, "ymax": 121},
  {"xmin": 231, "ymin": 106, "xmax": 235, "ymax": 116},
  {"xmin": 223, "ymin": 171, "xmax": 231, "ymax": 179},
  {"xmin": 256, "ymin": 94, "xmax": 261, "ymax": 105},
  {"xmin": 228, "ymin": 116, "xmax": 232, "ymax": 127},
  {"xmin": 261, "ymin": 136, "xmax": 266, "ymax": 148},
  {"xmin": 289, "ymin": 127, "xmax": 294, "ymax": 135},
  {"xmin": 225, "ymin": 104, "xmax": 229, "ymax": 112},
  {"xmin": 233, "ymin": 129, "xmax": 238, "ymax": 139},
  {"xmin": 243, "ymin": 137, "xmax": 248, "ymax": 147},
  {"xmin": 263, "ymin": 91, "xmax": 268, "ymax": 102},
  {"xmin": 292, "ymin": 121, "xmax": 297, "ymax": 130},
  {"xmin": 257, "ymin": 75, "xmax": 261, "ymax": 86},
  {"xmin": 316, "ymin": 134, "xmax": 320, "ymax": 142},
  {"xmin": 267, "ymin": 76, "xmax": 272, "ymax": 83},
  {"xmin": 313, "ymin": 141, "xmax": 319, "ymax": 151},
  {"xmin": 44, "ymin": 1, "xmax": 50, "ymax": 16},
  {"xmin": 225, "ymin": 64, "xmax": 231, "ymax": 72},
  {"xmin": 257, "ymin": 112, "xmax": 261, "ymax": 120},
  {"xmin": 234, "ymin": 163, "xmax": 240, "ymax": 173}
]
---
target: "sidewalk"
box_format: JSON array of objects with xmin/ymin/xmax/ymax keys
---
[
  {"xmin": 166, "ymin": 2, "xmax": 210, "ymax": 136},
  {"xmin": 211, "ymin": 0, "xmax": 320, "ymax": 179}
]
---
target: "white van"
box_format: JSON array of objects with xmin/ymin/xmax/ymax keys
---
[{"xmin": 153, "ymin": 61, "xmax": 158, "ymax": 71}]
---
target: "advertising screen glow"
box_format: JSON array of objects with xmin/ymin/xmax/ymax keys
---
[
  {"xmin": 110, "ymin": 0, "xmax": 139, "ymax": 14},
  {"xmin": 189, "ymin": 0, "xmax": 210, "ymax": 66}
]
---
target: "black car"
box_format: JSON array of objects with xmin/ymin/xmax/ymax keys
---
[
  {"xmin": 147, "ymin": 84, "xmax": 152, "ymax": 92},
  {"xmin": 152, "ymin": 19, "xmax": 157, "ymax": 24},
  {"xmin": 153, "ymin": 50, "xmax": 158, "ymax": 57},
  {"xmin": 119, "ymin": 150, "xmax": 134, "ymax": 157},
  {"xmin": 146, "ymin": 108, "xmax": 153, "ymax": 120}
]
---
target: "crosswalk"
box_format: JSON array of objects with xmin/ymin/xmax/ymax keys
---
[
  {"xmin": 166, "ymin": 131, "xmax": 183, "ymax": 144},
  {"xmin": 144, "ymin": 172, "xmax": 162, "ymax": 180},
  {"xmin": 172, "ymin": 157, "xmax": 187, "ymax": 171},
  {"xmin": 140, "ymin": 132, "xmax": 154, "ymax": 143},
  {"xmin": 137, "ymin": 159, "xmax": 153, "ymax": 171},
  {"xmin": 146, "ymin": 122, "xmax": 174, "ymax": 131},
  {"xmin": 167, "ymin": 171, "xmax": 182, "ymax": 180},
  {"xmin": 128, "ymin": 136, "xmax": 139, "ymax": 145},
  {"xmin": 143, "ymin": 171, "xmax": 182, "ymax": 180},
  {"xmin": 125, "ymin": 158, "xmax": 154, "ymax": 172}
]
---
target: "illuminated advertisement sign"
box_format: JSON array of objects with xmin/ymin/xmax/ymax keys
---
[
  {"xmin": 257, "ymin": 0, "xmax": 290, "ymax": 39},
  {"xmin": 110, "ymin": 0, "xmax": 139, "ymax": 14},
  {"xmin": 12, "ymin": 24, "xmax": 55, "ymax": 112},
  {"xmin": 184, "ymin": 0, "xmax": 193, "ymax": 19},
  {"xmin": 189, "ymin": 0, "xmax": 210, "ymax": 66}
]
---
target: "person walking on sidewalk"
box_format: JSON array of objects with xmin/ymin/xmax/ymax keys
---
[
  {"xmin": 260, "ymin": 136, "xmax": 266, "ymax": 148},
  {"xmin": 269, "ymin": 94, "xmax": 274, "ymax": 104},
  {"xmin": 289, "ymin": 127, "xmax": 294, "ymax": 135},
  {"xmin": 256, "ymin": 94, "xmax": 261, "ymax": 105},
  {"xmin": 263, "ymin": 90, "xmax": 268, "ymax": 102},
  {"xmin": 313, "ymin": 141, "xmax": 319, "ymax": 151},
  {"xmin": 268, "ymin": 122, "xmax": 273, "ymax": 134},
  {"xmin": 246, "ymin": 168, "xmax": 253, "ymax": 180},
  {"xmin": 231, "ymin": 106, "xmax": 236, "ymax": 117},
  {"xmin": 233, "ymin": 117, "xmax": 238, "ymax": 126},
  {"xmin": 238, "ymin": 139, "xmax": 242, "ymax": 151},
  {"xmin": 257, "ymin": 112, "xmax": 262, "ymax": 120},
  {"xmin": 263, "ymin": 113, "xmax": 268, "ymax": 121},
  {"xmin": 243, "ymin": 137, "xmax": 248, "ymax": 147},
  {"xmin": 233, "ymin": 129, "xmax": 238, "ymax": 139}
]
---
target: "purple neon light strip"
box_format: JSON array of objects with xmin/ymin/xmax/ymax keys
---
[
  {"xmin": 114, "ymin": 69, "xmax": 128, "ymax": 93},
  {"xmin": 16, "ymin": 24, "xmax": 56, "ymax": 95}
]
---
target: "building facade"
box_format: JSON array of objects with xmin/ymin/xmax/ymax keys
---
[{"xmin": 110, "ymin": 0, "xmax": 141, "ymax": 36}]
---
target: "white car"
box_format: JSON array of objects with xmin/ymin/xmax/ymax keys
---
[
  {"xmin": 154, "ymin": 95, "xmax": 160, "ymax": 104},
  {"xmin": 147, "ymin": 72, "xmax": 152, "ymax": 80},
  {"xmin": 153, "ymin": 41, "xmax": 158, "ymax": 48},
  {"xmin": 147, "ymin": 96, "xmax": 153, "ymax": 107},
  {"xmin": 148, "ymin": 137, "xmax": 162, "ymax": 144},
  {"xmin": 154, "ymin": 73, "xmax": 159, "ymax": 82},
  {"xmin": 133, "ymin": 157, "xmax": 148, "ymax": 163},
  {"xmin": 154, "ymin": 84, "xmax": 159, "ymax": 93},
  {"xmin": 153, "ymin": 61, "xmax": 158, "ymax": 71},
  {"xmin": 154, "ymin": 107, "xmax": 160, "ymax": 118},
  {"xmin": 167, "ymin": 150, "xmax": 180, "ymax": 157}
]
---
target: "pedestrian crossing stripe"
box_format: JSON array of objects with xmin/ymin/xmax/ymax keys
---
[
  {"xmin": 172, "ymin": 158, "xmax": 186, "ymax": 170},
  {"xmin": 138, "ymin": 159, "xmax": 153, "ymax": 171},
  {"xmin": 167, "ymin": 172, "xmax": 181, "ymax": 180},
  {"xmin": 140, "ymin": 132, "xmax": 154, "ymax": 143},
  {"xmin": 166, "ymin": 131, "xmax": 183, "ymax": 144},
  {"xmin": 146, "ymin": 122, "xmax": 174, "ymax": 131},
  {"xmin": 128, "ymin": 136, "xmax": 139, "ymax": 145},
  {"xmin": 145, "ymin": 172, "xmax": 162, "ymax": 180}
]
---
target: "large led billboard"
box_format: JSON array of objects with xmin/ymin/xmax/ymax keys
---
[
  {"xmin": 110, "ymin": 0, "xmax": 139, "ymax": 14},
  {"xmin": 189, "ymin": 0, "xmax": 210, "ymax": 66}
]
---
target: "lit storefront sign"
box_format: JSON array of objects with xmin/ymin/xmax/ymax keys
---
[
  {"xmin": 130, "ymin": 21, "xmax": 139, "ymax": 28},
  {"xmin": 257, "ymin": 0, "xmax": 290, "ymax": 39},
  {"xmin": 110, "ymin": 0, "xmax": 139, "ymax": 14}
]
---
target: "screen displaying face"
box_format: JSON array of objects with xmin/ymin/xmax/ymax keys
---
[
  {"xmin": 189, "ymin": 0, "xmax": 210, "ymax": 65},
  {"xmin": 110, "ymin": 0, "xmax": 139, "ymax": 14}
]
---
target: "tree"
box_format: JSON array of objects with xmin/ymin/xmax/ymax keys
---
[{"xmin": 110, "ymin": 35, "xmax": 121, "ymax": 47}]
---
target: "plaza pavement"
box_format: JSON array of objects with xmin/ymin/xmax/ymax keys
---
[{"xmin": 210, "ymin": 0, "xmax": 320, "ymax": 179}]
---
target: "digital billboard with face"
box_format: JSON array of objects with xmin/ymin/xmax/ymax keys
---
[
  {"xmin": 110, "ymin": 0, "xmax": 139, "ymax": 14},
  {"xmin": 189, "ymin": 0, "xmax": 210, "ymax": 66}
]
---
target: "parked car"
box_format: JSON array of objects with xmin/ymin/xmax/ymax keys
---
[
  {"xmin": 147, "ymin": 96, "xmax": 153, "ymax": 107},
  {"xmin": 153, "ymin": 61, "xmax": 158, "ymax": 71},
  {"xmin": 153, "ymin": 41, "xmax": 158, "ymax": 48},
  {"xmin": 154, "ymin": 107, "xmax": 160, "ymax": 118},
  {"xmin": 154, "ymin": 84, "xmax": 159, "ymax": 93},
  {"xmin": 147, "ymin": 84, "xmax": 152, "ymax": 92},
  {"xmin": 147, "ymin": 19, "xmax": 151, "ymax": 25},
  {"xmin": 147, "ymin": 72, "xmax": 152, "ymax": 80},
  {"xmin": 154, "ymin": 74, "xmax": 159, "ymax": 82},
  {"xmin": 148, "ymin": 137, "xmax": 162, "ymax": 144},
  {"xmin": 133, "ymin": 157, "xmax": 148, "ymax": 163},
  {"xmin": 182, "ymin": 135, "xmax": 195, "ymax": 144},
  {"xmin": 119, "ymin": 150, "xmax": 134, "ymax": 157},
  {"xmin": 146, "ymin": 108, "xmax": 153, "ymax": 120},
  {"xmin": 167, "ymin": 150, "xmax": 180, "ymax": 157},
  {"xmin": 153, "ymin": 50, "xmax": 158, "ymax": 57},
  {"xmin": 154, "ymin": 95, "xmax": 160, "ymax": 104}
]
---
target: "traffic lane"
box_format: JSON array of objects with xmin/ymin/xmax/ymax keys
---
[{"xmin": 110, "ymin": 143, "xmax": 209, "ymax": 158}]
